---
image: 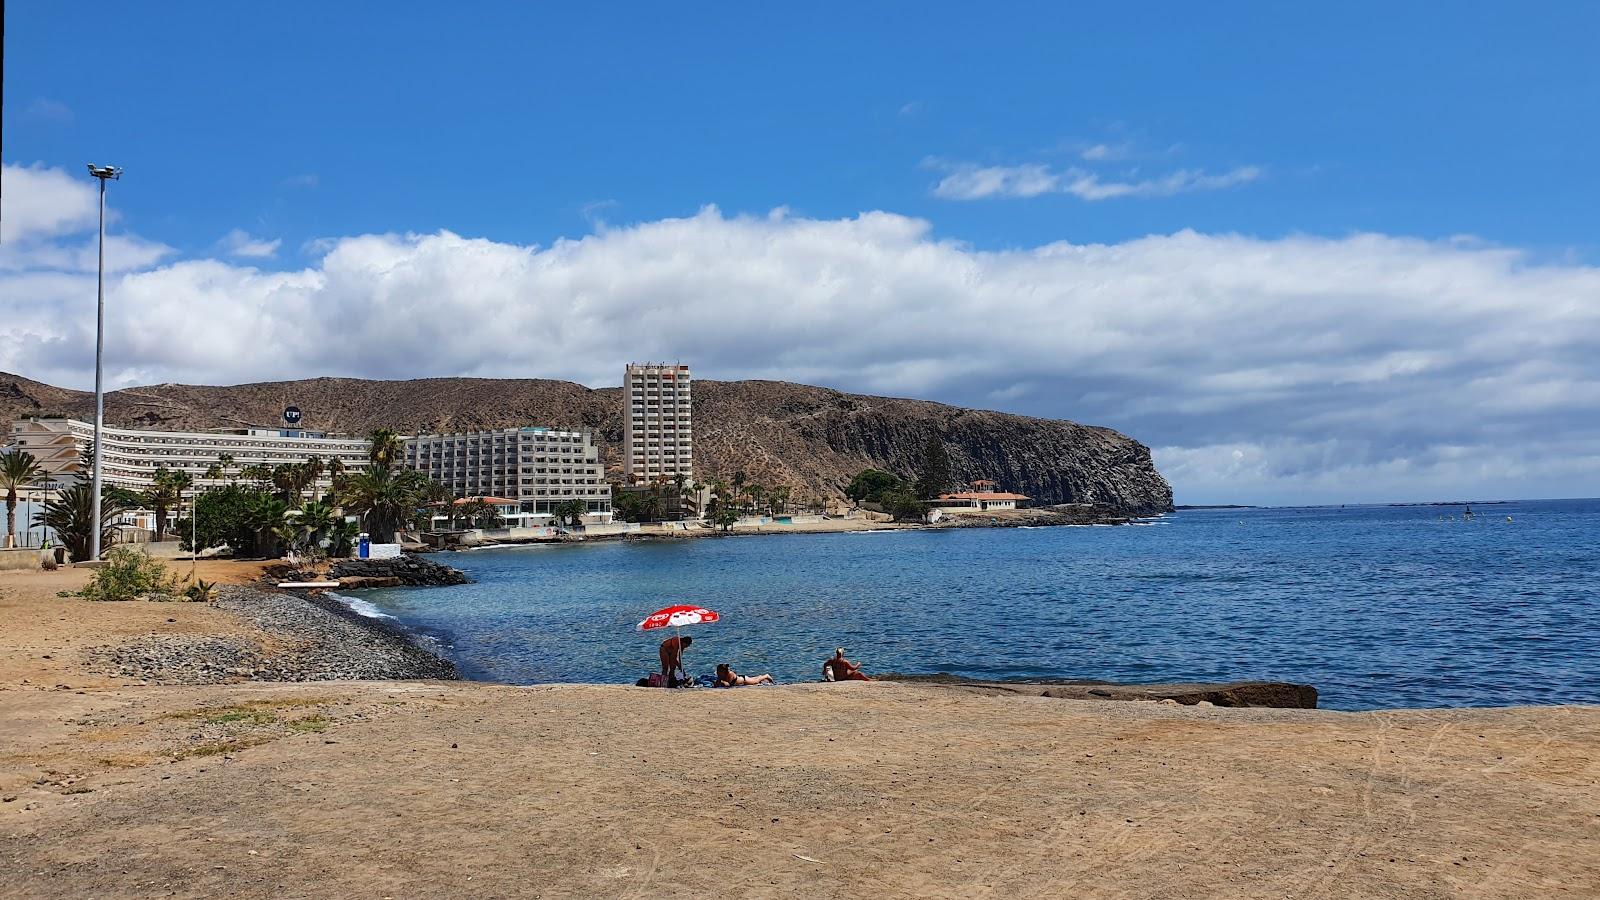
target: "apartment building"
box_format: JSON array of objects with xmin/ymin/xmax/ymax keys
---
[
  {"xmin": 402, "ymin": 427, "xmax": 612, "ymax": 521},
  {"xmin": 623, "ymin": 363, "xmax": 693, "ymax": 483},
  {"xmin": 7, "ymin": 417, "xmax": 370, "ymax": 493}
]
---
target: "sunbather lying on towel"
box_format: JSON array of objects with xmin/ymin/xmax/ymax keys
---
[{"xmin": 715, "ymin": 663, "xmax": 774, "ymax": 687}]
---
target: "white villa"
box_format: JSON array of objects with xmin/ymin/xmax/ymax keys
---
[{"xmin": 929, "ymin": 480, "xmax": 1031, "ymax": 513}]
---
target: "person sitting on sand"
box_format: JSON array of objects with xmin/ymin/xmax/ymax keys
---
[
  {"xmin": 659, "ymin": 634, "xmax": 693, "ymax": 687},
  {"xmin": 821, "ymin": 648, "xmax": 871, "ymax": 682},
  {"xmin": 714, "ymin": 663, "xmax": 774, "ymax": 687}
]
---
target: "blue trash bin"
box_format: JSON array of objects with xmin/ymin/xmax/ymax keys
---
[{"xmin": 358, "ymin": 533, "xmax": 370, "ymax": 559}]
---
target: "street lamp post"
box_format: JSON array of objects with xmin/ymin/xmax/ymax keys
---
[{"xmin": 86, "ymin": 164, "xmax": 122, "ymax": 561}]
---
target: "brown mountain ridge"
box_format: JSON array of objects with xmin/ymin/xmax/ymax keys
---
[{"xmin": 0, "ymin": 372, "xmax": 1173, "ymax": 513}]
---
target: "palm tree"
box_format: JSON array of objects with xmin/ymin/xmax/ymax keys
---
[
  {"xmin": 286, "ymin": 499, "xmax": 338, "ymax": 560},
  {"xmin": 643, "ymin": 485, "xmax": 664, "ymax": 522},
  {"xmin": 216, "ymin": 453, "xmax": 236, "ymax": 483},
  {"xmin": 142, "ymin": 467, "xmax": 192, "ymax": 542},
  {"xmin": 1, "ymin": 449, "xmax": 45, "ymax": 548},
  {"xmin": 338, "ymin": 467, "xmax": 427, "ymax": 543},
  {"xmin": 327, "ymin": 518, "xmax": 360, "ymax": 557},
  {"xmin": 554, "ymin": 499, "xmax": 588, "ymax": 529},
  {"xmin": 245, "ymin": 494, "xmax": 291, "ymax": 558},
  {"xmin": 294, "ymin": 499, "xmax": 338, "ymax": 547},
  {"xmin": 203, "ymin": 463, "xmax": 224, "ymax": 481},
  {"xmin": 239, "ymin": 463, "xmax": 272, "ymax": 486},
  {"xmin": 458, "ymin": 497, "xmax": 495, "ymax": 529},
  {"xmin": 367, "ymin": 428, "xmax": 404, "ymax": 473},
  {"xmin": 35, "ymin": 482, "xmax": 129, "ymax": 562}
]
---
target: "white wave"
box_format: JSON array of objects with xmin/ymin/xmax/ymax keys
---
[{"xmin": 328, "ymin": 591, "xmax": 398, "ymax": 621}]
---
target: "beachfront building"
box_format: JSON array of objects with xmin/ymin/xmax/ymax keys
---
[
  {"xmin": 623, "ymin": 363, "xmax": 693, "ymax": 484},
  {"xmin": 929, "ymin": 480, "xmax": 1031, "ymax": 513},
  {"xmin": 402, "ymin": 427, "xmax": 612, "ymax": 523},
  {"xmin": 6, "ymin": 416, "xmax": 370, "ymax": 494}
]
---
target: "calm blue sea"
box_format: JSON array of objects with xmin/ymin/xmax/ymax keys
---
[{"xmin": 342, "ymin": 499, "xmax": 1599, "ymax": 710}]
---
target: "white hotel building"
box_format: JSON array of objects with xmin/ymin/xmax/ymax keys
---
[
  {"xmin": 623, "ymin": 363, "xmax": 693, "ymax": 483},
  {"xmin": 402, "ymin": 427, "xmax": 612, "ymax": 522},
  {"xmin": 7, "ymin": 417, "xmax": 370, "ymax": 493}
]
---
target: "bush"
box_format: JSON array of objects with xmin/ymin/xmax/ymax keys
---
[
  {"xmin": 81, "ymin": 548, "xmax": 181, "ymax": 601},
  {"xmin": 881, "ymin": 490, "xmax": 930, "ymax": 523},
  {"xmin": 845, "ymin": 468, "xmax": 907, "ymax": 506},
  {"xmin": 178, "ymin": 484, "xmax": 277, "ymax": 557}
]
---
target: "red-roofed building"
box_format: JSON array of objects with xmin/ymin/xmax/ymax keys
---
[{"xmin": 930, "ymin": 480, "xmax": 1030, "ymax": 512}]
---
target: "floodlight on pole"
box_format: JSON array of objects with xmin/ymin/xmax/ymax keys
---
[{"xmin": 86, "ymin": 164, "xmax": 122, "ymax": 561}]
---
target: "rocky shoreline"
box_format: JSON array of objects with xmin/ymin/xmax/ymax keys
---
[
  {"xmin": 929, "ymin": 504, "xmax": 1151, "ymax": 529},
  {"xmin": 882, "ymin": 673, "xmax": 1318, "ymax": 708},
  {"xmin": 84, "ymin": 584, "xmax": 458, "ymax": 685}
]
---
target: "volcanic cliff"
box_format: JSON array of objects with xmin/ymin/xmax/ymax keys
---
[{"xmin": 0, "ymin": 373, "xmax": 1173, "ymax": 513}]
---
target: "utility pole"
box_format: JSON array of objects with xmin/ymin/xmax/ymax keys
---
[{"xmin": 86, "ymin": 164, "xmax": 122, "ymax": 561}]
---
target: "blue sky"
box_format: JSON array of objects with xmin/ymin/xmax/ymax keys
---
[{"xmin": 5, "ymin": 3, "xmax": 1600, "ymax": 503}]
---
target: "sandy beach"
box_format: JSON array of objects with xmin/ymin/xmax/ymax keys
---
[{"xmin": 2, "ymin": 565, "xmax": 1598, "ymax": 898}]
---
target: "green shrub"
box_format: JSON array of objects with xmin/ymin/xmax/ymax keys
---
[
  {"xmin": 881, "ymin": 489, "xmax": 930, "ymax": 523},
  {"xmin": 845, "ymin": 468, "xmax": 908, "ymax": 505},
  {"xmin": 81, "ymin": 548, "xmax": 181, "ymax": 601}
]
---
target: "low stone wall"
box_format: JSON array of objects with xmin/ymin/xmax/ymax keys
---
[
  {"xmin": 140, "ymin": 540, "xmax": 188, "ymax": 560},
  {"xmin": 0, "ymin": 548, "xmax": 48, "ymax": 571},
  {"xmin": 580, "ymin": 522, "xmax": 640, "ymax": 537},
  {"xmin": 475, "ymin": 526, "xmax": 558, "ymax": 542}
]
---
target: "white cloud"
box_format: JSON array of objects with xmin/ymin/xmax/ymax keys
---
[
  {"xmin": 1, "ymin": 163, "xmax": 101, "ymax": 242},
  {"xmin": 26, "ymin": 98, "xmax": 74, "ymax": 123},
  {"xmin": 4, "ymin": 163, "xmax": 1600, "ymax": 503},
  {"xmin": 1079, "ymin": 142, "xmax": 1130, "ymax": 161},
  {"xmin": 218, "ymin": 229, "xmax": 282, "ymax": 259},
  {"xmin": 929, "ymin": 160, "xmax": 1263, "ymax": 201},
  {"xmin": 929, "ymin": 163, "xmax": 1062, "ymax": 199}
]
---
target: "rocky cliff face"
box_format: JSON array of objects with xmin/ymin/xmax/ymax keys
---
[{"xmin": 0, "ymin": 372, "xmax": 1173, "ymax": 513}]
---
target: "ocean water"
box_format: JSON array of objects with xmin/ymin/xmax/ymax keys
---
[{"xmin": 342, "ymin": 499, "xmax": 1600, "ymax": 711}]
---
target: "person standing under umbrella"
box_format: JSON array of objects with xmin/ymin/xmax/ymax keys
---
[{"xmin": 659, "ymin": 635, "xmax": 694, "ymax": 687}]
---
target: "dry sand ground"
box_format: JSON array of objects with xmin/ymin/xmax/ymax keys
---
[{"xmin": 3, "ymin": 567, "xmax": 1599, "ymax": 898}]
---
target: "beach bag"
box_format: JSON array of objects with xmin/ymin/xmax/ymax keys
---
[{"xmin": 646, "ymin": 673, "xmax": 665, "ymax": 688}]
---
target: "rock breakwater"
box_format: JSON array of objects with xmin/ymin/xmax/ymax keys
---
[{"xmin": 328, "ymin": 556, "xmax": 471, "ymax": 587}]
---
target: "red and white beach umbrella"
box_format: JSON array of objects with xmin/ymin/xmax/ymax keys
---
[{"xmin": 637, "ymin": 604, "xmax": 720, "ymax": 632}]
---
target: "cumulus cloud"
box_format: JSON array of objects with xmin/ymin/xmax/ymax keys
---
[
  {"xmin": 929, "ymin": 160, "xmax": 1263, "ymax": 201},
  {"xmin": 218, "ymin": 229, "xmax": 282, "ymax": 259},
  {"xmin": 0, "ymin": 165, "xmax": 173, "ymax": 273},
  {"xmin": 2, "ymin": 163, "xmax": 102, "ymax": 242},
  {"xmin": 4, "ymin": 164, "xmax": 1599, "ymax": 503}
]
